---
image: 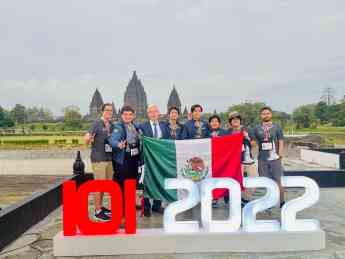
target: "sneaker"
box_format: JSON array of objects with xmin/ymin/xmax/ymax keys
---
[
  {"xmin": 144, "ymin": 209, "xmax": 152, "ymax": 217},
  {"xmin": 212, "ymin": 200, "xmax": 219, "ymax": 208},
  {"xmin": 94, "ymin": 210, "xmax": 111, "ymax": 221},
  {"xmin": 101, "ymin": 207, "xmax": 111, "ymax": 216}
]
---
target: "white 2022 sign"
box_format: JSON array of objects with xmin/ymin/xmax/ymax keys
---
[{"xmin": 163, "ymin": 176, "xmax": 320, "ymax": 233}]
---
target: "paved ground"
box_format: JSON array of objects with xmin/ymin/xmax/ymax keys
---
[
  {"xmin": 1, "ymin": 187, "xmax": 345, "ymax": 259},
  {"xmin": 0, "ymin": 155, "xmax": 333, "ymax": 210}
]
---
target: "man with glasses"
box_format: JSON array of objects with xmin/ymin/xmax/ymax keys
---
[{"xmin": 84, "ymin": 103, "xmax": 114, "ymax": 221}]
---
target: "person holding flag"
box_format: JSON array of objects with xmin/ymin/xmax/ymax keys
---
[
  {"xmin": 138, "ymin": 104, "xmax": 170, "ymax": 217},
  {"xmin": 166, "ymin": 106, "xmax": 184, "ymax": 140},
  {"xmin": 182, "ymin": 104, "xmax": 210, "ymax": 139},
  {"xmin": 227, "ymin": 111, "xmax": 258, "ymax": 207}
]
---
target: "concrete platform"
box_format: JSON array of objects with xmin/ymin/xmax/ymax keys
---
[{"xmin": 53, "ymin": 229, "xmax": 325, "ymax": 256}]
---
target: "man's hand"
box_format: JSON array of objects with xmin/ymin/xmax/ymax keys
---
[
  {"xmin": 84, "ymin": 133, "xmax": 96, "ymax": 144},
  {"xmin": 117, "ymin": 140, "xmax": 127, "ymax": 149}
]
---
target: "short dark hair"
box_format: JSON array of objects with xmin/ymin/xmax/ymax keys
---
[
  {"xmin": 191, "ymin": 104, "xmax": 203, "ymax": 113},
  {"xmin": 228, "ymin": 115, "xmax": 242, "ymax": 124},
  {"xmin": 120, "ymin": 105, "xmax": 135, "ymax": 114},
  {"xmin": 168, "ymin": 106, "xmax": 180, "ymax": 115},
  {"xmin": 209, "ymin": 114, "xmax": 221, "ymax": 124},
  {"xmin": 101, "ymin": 103, "xmax": 113, "ymax": 112},
  {"xmin": 260, "ymin": 106, "xmax": 273, "ymax": 113}
]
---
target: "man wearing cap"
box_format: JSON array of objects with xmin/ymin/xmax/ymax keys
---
[
  {"xmin": 227, "ymin": 111, "xmax": 258, "ymax": 207},
  {"xmin": 251, "ymin": 106, "xmax": 285, "ymax": 208},
  {"xmin": 182, "ymin": 104, "xmax": 210, "ymax": 139}
]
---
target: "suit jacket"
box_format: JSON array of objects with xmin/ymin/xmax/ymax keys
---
[
  {"xmin": 138, "ymin": 121, "xmax": 170, "ymax": 139},
  {"xmin": 166, "ymin": 121, "xmax": 185, "ymax": 140},
  {"xmin": 182, "ymin": 119, "xmax": 210, "ymax": 139}
]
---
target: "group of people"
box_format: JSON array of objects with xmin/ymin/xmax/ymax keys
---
[{"xmin": 85, "ymin": 103, "xmax": 285, "ymax": 221}]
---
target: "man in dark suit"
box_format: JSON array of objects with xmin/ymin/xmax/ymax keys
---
[
  {"xmin": 182, "ymin": 104, "xmax": 210, "ymax": 139},
  {"xmin": 139, "ymin": 104, "xmax": 169, "ymax": 217}
]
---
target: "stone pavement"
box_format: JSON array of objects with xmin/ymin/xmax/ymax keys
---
[{"xmin": 1, "ymin": 187, "xmax": 345, "ymax": 259}]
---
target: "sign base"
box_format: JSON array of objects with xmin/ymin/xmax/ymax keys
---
[{"xmin": 53, "ymin": 229, "xmax": 325, "ymax": 256}]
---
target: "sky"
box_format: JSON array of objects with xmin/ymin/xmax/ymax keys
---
[{"xmin": 0, "ymin": 0, "xmax": 345, "ymax": 116}]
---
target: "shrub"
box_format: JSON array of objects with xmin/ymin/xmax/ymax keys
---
[
  {"xmin": 54, "ymin": 139, "xmax": 67, "ymax": 144},
  {"xmin": 2, "ymin": 139, "xmax": 49, "ymax": 145}
]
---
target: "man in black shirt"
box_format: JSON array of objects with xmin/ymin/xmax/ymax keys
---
[{"xmin": 84, "ymin": 103, "xmax": 114, "ymax": 221}]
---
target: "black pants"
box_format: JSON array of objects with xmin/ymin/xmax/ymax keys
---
[
  {"xmin": 144, "ymin": 198, "xmax": 162, "ymax": 212},
  {"xmin": 113, "ymin": 153, "xmax": 138, "ymax": 205}
]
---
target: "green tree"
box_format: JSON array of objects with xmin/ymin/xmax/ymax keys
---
[
  {"xmin": 273, "ymin": 111, "xmax": 291, "ymax": 129},
  {"xmin": 330, "ymin": 102, "xmax": 345, "ymax": 126},
  {"xmin": 63, "ymin": 105, "xmax": 83, "ymax": 130},
  {"xmin": 0, "ymin": 106, "xmax": 15, "ymax": 128},
  {"xmin": 26, "ymin": 107, "xmax": 54, "ymax": 122},
  {"xmin": 11, "ymin": 104, "xmax": 27, "ymax": 124},
  {"xmin": 292, "ymin": 104, "xmax": 317, "ymax": 129},
  {"xmin": 314, "ymin": 101, "xmax": 329, "ymax": 124},
  {"xmin": 221, "ymin": 102, "xmax": 267, "ymax": 127}
]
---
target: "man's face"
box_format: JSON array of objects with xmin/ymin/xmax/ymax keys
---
[
  {"xmin": 121, "ymin": 111, "xmax": 135, "ymax": 123},
  {"xmin": 102, "ymin": 106, "xmax": 113, "ymax": 120},
  {"xmin": 192, "ymin": 107, "xmax": 202, "ymax": 121},
  {"xmin": 169, "ymin": 109, "xmax": 179, "ymax": 121},
  {"xmin": 230, "ymin": 117, "xmax": 241, "ymax": 128},
  {"xmin": 210, "ymin": 118, "xmax": 220, "ymax": 130},
  {"xmin": 148, "ymin": 106, "xmax": 160, "ymax": 121},
  {"xmin": 261, "ymin": 109, "xmax": 272, "ymax": 122}
]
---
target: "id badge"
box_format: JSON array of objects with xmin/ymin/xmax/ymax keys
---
[
  {"xmin": 261, "ymin": 142, "xmax": 273, "ymax": 151},
  {"xmin": 130, "ymin": 147, "xmax": 139, "ymax": 156},
  {"xmin": 105, "ymin": 144, "xmax": 112, "ymax": 153}
]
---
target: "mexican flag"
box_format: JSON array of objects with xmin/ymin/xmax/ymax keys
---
[{"xmin": 143, "ymin": 133, "xmax": 244, "ymax": 202}]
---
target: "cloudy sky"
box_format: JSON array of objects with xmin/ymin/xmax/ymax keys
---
[{"xmin": 1, "ymin": 0, "xmax": 345, "ymax": 115}]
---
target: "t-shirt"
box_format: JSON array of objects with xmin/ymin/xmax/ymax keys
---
[
  {"xmin": 250, "ymin": 123, "xmax": 284, "ymax": 161},
  {"xmin": 88, "ymin": 119, "xmax": 113, "ymax": 162}
]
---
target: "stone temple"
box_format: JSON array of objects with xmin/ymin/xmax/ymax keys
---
[
  {"xmin": 88, "ymin": 88, "xmax": 103, "ymax": 121},
  {"xmin": 123, "ymin": 71, "xmax": 148, "ymax": 119},
  {"xmin": 87, "ymin": 71, "xmax": 186, "ymax": 121}
]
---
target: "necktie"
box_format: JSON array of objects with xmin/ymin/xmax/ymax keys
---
[{"xmin": 153, "ymin": 122, "xmax": 158, "ymax": 138}]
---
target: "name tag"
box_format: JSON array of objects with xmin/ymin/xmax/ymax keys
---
[
  {"xmin": 262, "ymin": 142, "xmax": 273, "ymax": 151},
  {"xmin": 130, "ymin": 147, "xmax": 139, "ymax": 156},
  {"xmin": 105, "ymin": 144, "xmax": 112, "ymax": 153}
]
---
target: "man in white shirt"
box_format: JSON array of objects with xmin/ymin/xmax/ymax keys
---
[{"xmin": 139, "ymin": 104, "xmax": 169, "ymax": 217}]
